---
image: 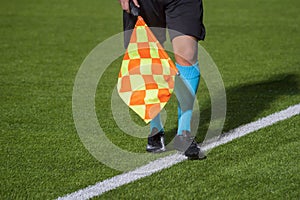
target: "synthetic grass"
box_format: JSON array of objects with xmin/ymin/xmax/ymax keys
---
[
  {"xmin": 0, "ymin": 0, "xmax": 123, "ymax": 199},
  {"xmin": 0, "ymin": 0, "xmax": 299, "ymax": 199},
  {"xmin": 98, "ymin": 115, "xmax": 300, "ymax": 200}
]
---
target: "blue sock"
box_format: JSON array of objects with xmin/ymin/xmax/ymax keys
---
[
  {"xmin": 175, "ymin": 62, "xmax": 200, "ymax": 135},
  {"xmin": 150, "ymin": 113, "xmax": 163, "ymax": 134}
]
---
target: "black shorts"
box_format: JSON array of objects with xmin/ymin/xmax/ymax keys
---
[{"xmin": 123, "ymin": 0, "xmax": 206, "ymax": 47}]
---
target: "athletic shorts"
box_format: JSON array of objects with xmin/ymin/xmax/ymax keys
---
[{"xmin": 123, "ymin": 0, "xmax": 206, "ymax": 47}]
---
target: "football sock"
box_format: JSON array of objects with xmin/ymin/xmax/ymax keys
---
[
  {"xmin": 150, "ymin": 113, "xmax": 163, "ymax": 134},
  {"xmin": 175, "ymin": 62, "xmax": 200, "ymax": 135}
]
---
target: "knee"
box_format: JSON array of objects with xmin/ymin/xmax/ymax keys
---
[
  {"xmin": 174, "ymin": 48, "xmax": 197, "ymax": 66},
  {"xmin": 172, "ymin": 36, "xmax": 198, "ymax": 66}
]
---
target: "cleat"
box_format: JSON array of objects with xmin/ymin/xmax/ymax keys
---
[
  {"xmin": 146, "ymin": 128, "xmax": 165, "ymax": 153},
  {"xmin": 174, "ymin": 131, "xmax": 206, "ymax": 160}
]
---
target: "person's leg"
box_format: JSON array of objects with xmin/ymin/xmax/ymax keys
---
[
  {"xmin": 123, "ymin": 0, "xmax": 165, "ymax": 123},
  {"xmin": 122, "ymin": 0, "xmax": 167, "ymax": 152},
  {"xmin": 172, "ymin": 35, "xmax": 198, "ymax": 66},
  {"xmin": 165, "ymin": 0, "xmax": 206, "ymax": 159},
  {"xmin": 165, "ymin": 0, "xmax": 205, "ymax": 136},
  {"xmin": 171, "ymin": 36, "xmax": 206, "ymax": 159},
  {"xmin": 172, "ymin": 35, "xmax": 200, "ymax": 135},
  {"xmin": 150, "ymin": 113, "xmax": 163, "ymax": 133}
]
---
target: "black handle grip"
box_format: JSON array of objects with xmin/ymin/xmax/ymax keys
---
[{"xmin": 129, "ymin": 1, "xmax": 140, "ymax": 16}]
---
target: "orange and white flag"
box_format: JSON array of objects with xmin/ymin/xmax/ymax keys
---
[{"xmin": 117, "ymin": 16, "xmax": 178, "ymax": 123}]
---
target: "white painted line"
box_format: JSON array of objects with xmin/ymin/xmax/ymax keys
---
[
  {"xmin": 58, "ymin": 103, "xmax": 300, "ymax": 200},
  {"xmin": 57, "ymin": 153, "xmax": 186, "ymax": 200},
  {"xmin": 202, "ymin": 103, "xmax": 300, "ymax": 151}
]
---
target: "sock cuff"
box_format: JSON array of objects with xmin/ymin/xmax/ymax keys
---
[{"xmin": 176, "ymin": 62, "xmax": 200, "ymax": 79}]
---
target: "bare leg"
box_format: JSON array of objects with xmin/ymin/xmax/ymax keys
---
[
  {"xmin": 172, "ymin": 35, "xmax": 198, "ymax": 66},
  {"xmin": 172, "ymin": 35, "xmax": 200, "ymax": 135}
]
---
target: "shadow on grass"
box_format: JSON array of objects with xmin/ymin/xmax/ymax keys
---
[
  {"xmin": 165, "ymin": 73, "xmax": 300, "ymax": 144},
  {"xmin": 223, "ymin": 74, "xmax": 299, "ymax": 131}
]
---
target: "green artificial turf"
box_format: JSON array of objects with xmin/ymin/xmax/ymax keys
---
[
  {"xmin": 99, "ymin": 115, "xmax": 300, "ymax": 200},
  {"xmin": 0, "ymin": 0, "xmax": 299, "ymax": 199},
  {"xmin": 0, "ymin": 0, "xmax": 123, "ymax": 199}
]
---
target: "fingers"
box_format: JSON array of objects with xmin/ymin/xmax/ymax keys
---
[
  {"xmin": 132, "ymin": 0, "xmax": 140, "ymax": 8},
  {"xmin": 119, "ymin": 0, "xmax": 130, "ymax": 13},
  {"xmin": 119, "ymin": 0, "xmax": 140, "ymax": 13}
]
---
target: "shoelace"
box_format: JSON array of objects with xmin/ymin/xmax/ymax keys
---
[{"xmin": 189, "ymin": 139, "xmax": 198, "ymax": 148}]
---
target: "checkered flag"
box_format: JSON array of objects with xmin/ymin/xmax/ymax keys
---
[{"xmin": 117, "ymin": 16, "xmax": 178, "ymax": 123}]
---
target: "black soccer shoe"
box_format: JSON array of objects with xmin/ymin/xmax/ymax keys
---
[
  {"xmin": 146, "ymin": 128, "xmax": 165, "ymax": 153},
  {"xmin": 174, "ymin": 131, "xmax": 206, "ymax": 160}
]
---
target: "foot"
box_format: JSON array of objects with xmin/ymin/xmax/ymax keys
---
[
  {"xmin": 146, "ymin": 128, "xmax": 165, "ymax": 153},
  {"xmin": 174, "ymin": 131, "xmax": 206, "ymax": 160}
]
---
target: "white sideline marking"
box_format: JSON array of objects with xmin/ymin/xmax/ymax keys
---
[
  {"xmin": 202, "ymin": 103, "xmax": 300, "ymax": 151},
  {"xmin": 58, "ymin": 103, "xmax": 300, "ymax": 200}
]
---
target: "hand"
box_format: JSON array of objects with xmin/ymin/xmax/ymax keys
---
[{"xmin": 119, "ymin": 0, "xmax": 140, "ymax": 13}]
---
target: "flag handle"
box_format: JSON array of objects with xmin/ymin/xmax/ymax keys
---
[{"xmin": 129, "ymin": 0, "xmax": 140, "ymax": 17}]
